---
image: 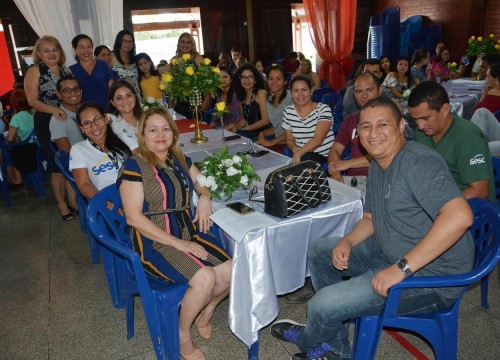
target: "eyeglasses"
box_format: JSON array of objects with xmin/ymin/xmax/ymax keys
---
[
  {"xmin": 60, "ymin": 86, "xmax": 81, "ymax": 95},
  {"xmin": 122, "ymin": 39, "xmax": 134, "ymax": 44},
  {"xmin": 441, "ymin": 52, "xmax": 450, "ymax": 56},
  {"xmin": 240, "ymin": 75, "xmax": 255, "ymax": 81},
  {"xmin": 249, "ymin": 185, "xmax": 264, "ymax": 203},
  {"xmin": 81, "ymin": 116, "xmax": 104, "ymax": 129}
]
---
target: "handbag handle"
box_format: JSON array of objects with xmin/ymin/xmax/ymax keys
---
[{"xmin": 290, "ymin": 172, "xmax": 324, "ymax": 208}]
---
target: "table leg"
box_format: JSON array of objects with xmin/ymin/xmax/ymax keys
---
[{"xmin": 247, "ymin": 332, "xmax": 260, "ymax": 360}]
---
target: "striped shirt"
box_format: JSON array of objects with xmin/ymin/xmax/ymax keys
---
[{"xmin": 282, "ymin": 102, "xmax": 335, "ymax": 156}]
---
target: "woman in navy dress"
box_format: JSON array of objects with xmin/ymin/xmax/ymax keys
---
[
  {"xmin": 118, "ymin": 107, "xmax": 231, "ymax": 360},
  {"xmin": 69, "ymin": 34, "xmax": 114, "ymax": 109}
]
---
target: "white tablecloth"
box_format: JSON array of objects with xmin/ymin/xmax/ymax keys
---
[
  {"xmin": 441, "ymin": 78, "xmax": 484, "ymax": 119},
  {"xmin": 183, "ymin": 132, "xmax": 364, "ymax": 347},
  {"xmin": 180, "ymin": 129, "xmax": 253, "ymax": 156},
  {"xmin": 403, "ymin": 78, "xmax": 484, "ymax": 120},
  {"xmin": 221, "ymin": 179, "xmax": 363, "ymax": 347}
]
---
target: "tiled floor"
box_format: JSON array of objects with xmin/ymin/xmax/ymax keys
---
[{"xmin": 1, "ymin": 187, "xmax": 500, "ymax": 359}]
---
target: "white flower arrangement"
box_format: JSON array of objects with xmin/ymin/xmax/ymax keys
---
[
  {"xmin": 141, "ymin": 96, "xmax": 162, "ymax": 111},
  {"xmin": 401, "ymin": 88, "xmax": 412, "ymax": 102},
  {"xmin": 196, "ymin": 146, "xmax": 260, "ymax": 200}
]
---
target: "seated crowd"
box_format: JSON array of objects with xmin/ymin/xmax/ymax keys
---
[{"xmin": 0, "ymin": 28, "xmax": 498, "ymax": 360}]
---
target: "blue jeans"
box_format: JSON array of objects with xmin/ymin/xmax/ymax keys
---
[{"xmin": 296, "ymin": 236, "xmax": 453, "ymax": 357}]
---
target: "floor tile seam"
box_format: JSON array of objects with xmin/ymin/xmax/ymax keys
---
[
  {"xmin": 461, "ymin": 297, "xmax": 500, "ymax": 321},
  {"xmin": 48, "ymin": 195, "xmax": 55, "ymax": 360}
]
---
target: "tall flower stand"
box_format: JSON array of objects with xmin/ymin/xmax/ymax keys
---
[
  {"xmin": 189, "ymin": 91, "xmax": 208, "ymax": 144},
  {"xmin": 220, "ymin": 115, "xmax": 225, "ymax": 145}
]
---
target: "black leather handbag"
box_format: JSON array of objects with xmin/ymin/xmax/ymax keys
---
[{"xmin": 264, "ymin": 160, "xmax": 331, "ymax": 218}]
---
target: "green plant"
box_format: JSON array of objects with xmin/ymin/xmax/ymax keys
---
[
  {"xmin": 196, "ymin": 146, "xmax": 260, "ymax": 200},
  {"xmin": 466, "ymin": 34, "xmax": 500, "ymax": 56},
  {"xmin": 160, "ymin": 54, "xmax": 222, "ymax": 104}
]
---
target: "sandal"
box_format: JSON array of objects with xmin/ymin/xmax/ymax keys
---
[
  {"xmin": 59, "ymin": 209, "xmax": 74, "ymax": 221},
  {"xmin": 69, "ymin": 206, "xmax": 79, "ymax": 215}
]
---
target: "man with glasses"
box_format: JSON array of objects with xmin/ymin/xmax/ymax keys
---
[
  {"xmin": 343, "ymin": 59, "xmax": 392, "ymax": 118},
  {"xmin": 328, "ymin": 72, "xmax": 383, "ymax": 183},
  {"xmin": 49, "ymin": 76, "xmax": 85, "ymax": 219},
  {"xmin": 49, "ymin": 76, "xmax": 85, "ymax": 153}
]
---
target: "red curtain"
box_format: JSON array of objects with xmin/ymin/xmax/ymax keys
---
[{"xmin": 304, "ymin": 0, "xmax": 357, "ymax": 91}]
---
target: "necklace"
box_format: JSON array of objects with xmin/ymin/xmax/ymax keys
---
[{"xmin": 88, "ymin": 138, "xmax": 120, "ymax": 169}]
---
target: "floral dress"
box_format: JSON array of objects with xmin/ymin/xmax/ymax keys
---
[
  {"xmin": 213, "ymin": 90, "xmax": 242, "ymax": 128},
  {"xmin": 382, "ymin": 74, "xmax": 411, "ymax": 94},
  {"xmin": 112, "ymin": 62, "xmax": 140, "ymax": 95}
]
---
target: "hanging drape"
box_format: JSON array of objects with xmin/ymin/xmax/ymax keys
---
[
  {"xmin": 303, "ymin": 0, "xmax": 357, "ymax": 90},
  {"xmin": 13, "ymin": 0, "xmax": 123, "ymax": 66}
]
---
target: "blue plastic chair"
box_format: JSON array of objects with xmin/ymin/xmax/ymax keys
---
[
  {"xmin": 321, "ymin": 93, "xmax": 344, "ymax": 135},
  {"xmin": 202, "ymin": 108, "xmax": 216, "ymax": 125},
  {"xmin": 87, "ymin": 184, "xmax": 188, "ymax": 360},
  {"xmin": 494, "ymin": 110, "xmax": 500, "ymax": 122},
  {"xmin": 54, "ymin": 150, "xmax": 100, "ymax": 264},
  {"xmin": 1, "ymin": 130, "xmax": 47, "ymax": 197},
  {"xmin": 399, "ymin": 15, "xmax": 422, "ymax": 57},
  {"xmin": 312, "ymin": 87, "xmax": 334, "ymax": 103},
  {"xmin": 352, "ymin": 198, "xmax": 500, "ymax": 360},
  {"xmin": 492, "ymin": 156, "xmax": 500, "ymax": 207},
  {"xmin": 0, "ymin": 134, "xmax": 12, "ymax": 206}
]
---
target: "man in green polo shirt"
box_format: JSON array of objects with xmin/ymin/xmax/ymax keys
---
[{"xmin": 409, "ymin": 81, "xmax": 496, "ymax": 203}]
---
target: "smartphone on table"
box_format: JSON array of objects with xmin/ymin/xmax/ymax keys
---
[{"xmin": 226, "ymin": 202, "xmax": 255, "ymax": 215}]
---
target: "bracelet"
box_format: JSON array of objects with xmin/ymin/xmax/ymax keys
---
[{"xmin": 199, "ymin": 191, "xmax": 212, "ymax": 200}]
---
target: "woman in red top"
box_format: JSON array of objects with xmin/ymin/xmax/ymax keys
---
[{"xmin": 474, "ymin": 62, "xmax": 500, "ymax": 115}]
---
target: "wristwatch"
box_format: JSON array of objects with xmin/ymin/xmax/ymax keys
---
[{"xmin": 396, "ymin": 257, "xmax": 414, "ymax": 277}]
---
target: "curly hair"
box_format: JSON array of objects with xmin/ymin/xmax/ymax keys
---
[{"xmin": 232, "ymin": 64, "xmax": 265, "ymax": 101}]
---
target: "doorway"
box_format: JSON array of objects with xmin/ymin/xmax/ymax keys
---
[{"xmin": 131, "ymin": 7, "xmax": 204, "ymax": 66}]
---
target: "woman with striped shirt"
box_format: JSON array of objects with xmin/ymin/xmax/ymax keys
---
[{"xmin": 282, "ymin": 75, "xmax": 335, "ymax": 164}]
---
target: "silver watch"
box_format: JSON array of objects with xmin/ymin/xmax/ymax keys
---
[{"xmin": 396, "ymin": 257, "xmax": 414, "ymax": 277}]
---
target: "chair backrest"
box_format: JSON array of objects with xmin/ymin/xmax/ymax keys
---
[
  {"xmin": 0, "ymin": 134, "xmax": 12, "ymax": 206},
  {"xmin": 55, "ymin": 150, "xmax": 90, "ymax": 233},
  {"xmin": 87, "ymin": 184, "xmax": 133, "ymax": 308},
  {"xmin": 469, "ymin": 198, "xmax": 500, "ymax": 265},
  {"xmin": 494, "ymin": 110, "xmax": 500, "ymax": 122},
  {"xmin": 88, "ymin": 184, "xmax": 131, "ymax": 250},
  {"xmin": 312, "ymin": 87, "xmax": 335, "ymax": 103},
  {"xmin": 321, "ymin": 93, "xmax": 344, "ymax": 134},
  {"xmin": 491, "ymin": 156, "xmax": 500, "ymax": 205},
  {"xmin": 54, "ymin": 150, "xmax": 75, "ymax": 182}
]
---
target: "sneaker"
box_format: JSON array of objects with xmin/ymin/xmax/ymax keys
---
[
  {"xmin": 292, "ymin": 343, "xmax": 350, "ymax": 360},
  {"xmin": 285, "ymin": 278, "xmax": 315, "ymax": 304},
  {"xmin": 270, "ymin": 319, "xmax": 304, "ymax": 344}
]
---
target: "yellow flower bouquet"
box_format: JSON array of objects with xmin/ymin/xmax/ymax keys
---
[
  {"xmin": 448, "ymin": 62, "xmax": 458, "ymax": 72},
  {"xmin": 213, "ymin": 101, "xmax": 229, "ymax": 118},
  {"xmin": 160, "ymin": 54, "xmax": 222, "ymax": 104},
  {"xmin": 467, "ymin": 34, "xmax": 500, "ymax": 56}
]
